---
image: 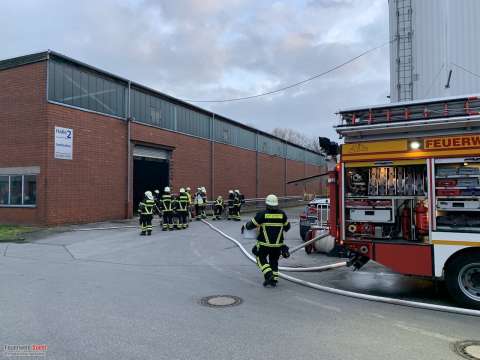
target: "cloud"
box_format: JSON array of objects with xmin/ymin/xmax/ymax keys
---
[{"xmin": 0, "ymin": 0, "xmax": 390, "ymax": 141}]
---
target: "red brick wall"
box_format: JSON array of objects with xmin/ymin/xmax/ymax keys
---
[
  {"xmin": 286, "ymin": 160, "xmax": 306, "ymax": 196},
  {"xmin": 213, "ymin": 143, "xmax": 256, "ymax": 199},
  {"xmin": 0, "ymin": 62, "xmax": 324, "ymax": 225},
  {"xmin": 0, "ymin": 62, "xmax": 48, "ymax": 224},
  {"xmin": 45, "ymin": 104, "xmax": 128, "ymax": 225},
  {"xmin": 258, "ymin": 154, "xmax": 285, "ymax": 198}
]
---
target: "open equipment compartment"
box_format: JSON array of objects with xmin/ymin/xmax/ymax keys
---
[
  {"xmin": 344, "ymin": 161, "xmax": 429, "ymax": 243},
  {"xmin": 435, "ymin": 157, "xmax": 480, "ymax": 233}
]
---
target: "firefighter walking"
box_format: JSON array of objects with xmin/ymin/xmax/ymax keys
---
[
  {"xmin": 176, "ymin": 188, "xmax": 190, "ymax": 229},
  {"xmin": 245, "ymin": 194, "xmax": 291, "ymax": 287},
  {"xmin": 138, "ymin": 191, "xmax": 157, "ymax": 236},
  {"xmin": 161, "ymin": 187, "xmax": 174, "ymax": 231}
]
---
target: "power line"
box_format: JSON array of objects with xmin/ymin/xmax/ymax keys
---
[
  {"xmin": 182, "ymin": 38, "xmax": 395, "ymax": 103},
  {"xmin": 422, "ymin": 63, "xmax": 445, "ymax": 99},
  {"xmin": 452, "ymin": 62, "xmax": 480, "ymax": 79}
]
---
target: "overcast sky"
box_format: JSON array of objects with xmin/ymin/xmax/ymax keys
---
[{"xmin": 1, "ymin": 0, "xmax": 390, "ymax": 140}]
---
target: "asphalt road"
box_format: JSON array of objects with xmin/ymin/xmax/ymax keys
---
[{"xmin": 0, "ymin": 208, "xmax": 478, "ymax": 360}]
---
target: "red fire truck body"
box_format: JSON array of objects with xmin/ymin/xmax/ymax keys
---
[{"xmin": 329, "ymin": 95, "xmax": 480, "ymax": 308}]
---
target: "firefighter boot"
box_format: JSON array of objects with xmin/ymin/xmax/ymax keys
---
[
  {"xmin": 140, "ymin": 231, "xmax": 146, "ymax": 236},
  {"xmin": 147, "ymin": 230, "xmax": 152, "ymax": 236},
  {"xmin": 263, "ymin": 272, "xmax": 274, "ymax": 287}
]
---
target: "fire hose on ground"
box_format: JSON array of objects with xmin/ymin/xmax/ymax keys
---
[{"xmin": 202, "ymin": 220, "xmax": 480, "ymax": 317}]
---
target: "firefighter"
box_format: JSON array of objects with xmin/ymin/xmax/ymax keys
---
[
  {"xmin": 235, "ymin": 189, "xmax": 245, "ymax": 212},
  {"xmin": 233, "ymin": 190, "xmax": 242, "ymax": 221},
  {"xmin": 200, "ymin": 186, "xmax": 208, "ymax": 219},
  {"xmin": 138, "ymin": 191, "xmax": 156, "ymax": 236},
  {"xmin": 194, "ymin": 187, "xmax": 204, "ymax": 221},
  {"xmin": 213, "ymin": 195, "xmax": 224, "ymax": 220},
  {"xmin": 176, "ymin": 188, "xmax": 190, "ymax": 229},
  {"xmin": 161, "ymin": 186, "xmax": 174, "ymax": 231},
  {"xmin": 244, "ymin": 194, "xmax": 291, "ymax": 287},
  {"xmin": 185, "ymin": 187, "xmax": 193, "ymax": 221},
  {"xmin": 227, "ymin": 190, "xmax": 235, "ymax": 220}
]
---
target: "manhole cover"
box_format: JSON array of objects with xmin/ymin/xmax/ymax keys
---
[
  {"xmin": 200, "ymin": 295, "xmax": 242, "ymax": 308},
  {"xmin": 453, "ymin": 340, "xmax": 480, "ymax": 360}
]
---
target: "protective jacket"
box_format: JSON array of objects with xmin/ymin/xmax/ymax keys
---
[
  {"xmin": 161, "ymin": 194, "xmax": 173, "ymax": 212},
  {"xmin": 138, "ymin": 199, "xmax": 155, "ymax": 215},
  {"xmin": 177, "ymin": 193, "xmax": 190, "ymax": 212},
  {"xmin": 245, "ymin": 208, "xmax": 291, "ymax": 247}
]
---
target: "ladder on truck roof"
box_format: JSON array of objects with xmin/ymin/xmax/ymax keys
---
[
  {"xmin": 337, "ymin": 95, "xmax": 480, "ymax": 127},
  {"xmin": 336, "ymin": 95, "xmax": 480, "ymax": 142}
]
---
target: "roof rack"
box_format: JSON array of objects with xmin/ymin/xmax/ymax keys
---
[{"xmin": 338, "ymin": 95, "xmax": 480, "ymax": 126}]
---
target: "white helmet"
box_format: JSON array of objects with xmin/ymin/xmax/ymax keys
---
[
  {"xmin": 180, "ymin": 188, "xmax": 185, "ymax": 193},
  {"xmin": 201, "ymin": 187, "xmax": 206, "ymax": 193},
  {"xmin": 234, "ymin": 189, "xmax": 240, "ymax": 193},
  {"xmin": 164, "ymin": 186, "xmax": 171, "ymax": 193},
  {"xmin": 265, "ymin": 194, "xmax": 279, "ymax": 207},
  {"xmin": 197, "ymin": 187, "xmax": 201, "ymax": 191},
  {"xmin": 186, "ymin": 187, "xmax": 191, "ymax": 191},
  {"xmin": 145, "ymin": 191, "xmax": 154, "ymax": 200},
  {"xmin": 154, "ymin": 189, "xmax": 160, "ymax": 194},
  {"xmin": 229, "ymin": 190, "xmax": 234, "ymax": 194}
]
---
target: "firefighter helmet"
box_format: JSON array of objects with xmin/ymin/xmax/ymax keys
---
[
  {"xmin": 145, "ymin": 191, "xmax": 154, "ymax": 200},
  {"xmin": 265, "ymin": 194, "xmax": 278, "ymax": 207},
  {"xmin": 154, "ymin": 189, "xmax": 160, "ymax": 194},
  {"xmin": 186, "ymin": 187, "xmax": 191, "ymax": 191},
  {"xmin": 164, "ymin": 186, "xmax": 171, "ymax": 193},
  {"xmin": 180, "ymin": 188, "xmax": 185, "ymax": 193}
]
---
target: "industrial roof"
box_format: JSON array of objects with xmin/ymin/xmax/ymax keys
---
[{"xmin": 0, "ymin": 50, "xmax": 323, "ymax": 157}]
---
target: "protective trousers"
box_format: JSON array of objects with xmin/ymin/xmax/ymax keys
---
[
  {"xmin": 177, "ymin": 211, "xmax": 188, "ymax": 229},
  {"xmin": 214, "ymin": 205, "xmax": 223, "ymax": 219},
  {"xmin": 163, "ymin": 211, "xmax": 173, "ymax": 230},
  {"xmin": 255, "ymin": 245, "xmax": 281, "ymax": 282},
  {"xmin": 140, "ymin": 214, "xmax": 153, "ymax": 235},
  {"xmin": 233, "ymin": 204, "xmax": 241, "ymax": 221}
]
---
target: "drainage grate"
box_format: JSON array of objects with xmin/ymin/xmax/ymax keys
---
[
  {"xmin": 453, "ymin": 341, "xmax": 480, "ymax": 360},
  {"xmin": 199, "ymin": 295, "xmax": 243, "ymax": 308}
]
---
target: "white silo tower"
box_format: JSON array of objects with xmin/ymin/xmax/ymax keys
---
[{"xmin": 389, "ymin": 0, "xmax": 480, "ymax": 102}]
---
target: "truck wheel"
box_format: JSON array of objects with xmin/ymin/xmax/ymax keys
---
[
  {"xmin": 305, "ymin": 244, "xmax": 313, "ymax": 254},
  {"xmin": 445, "ymin": 252, "xmax": 480, "ymax": 309},
  {"xmin": 300, "ymin": 226, "xmax": 309, "ymax": 241}
]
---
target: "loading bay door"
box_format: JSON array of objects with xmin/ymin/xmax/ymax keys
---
[{"xmin": 133, "ymin": 145, "xmax": 170, "ymax": 212}]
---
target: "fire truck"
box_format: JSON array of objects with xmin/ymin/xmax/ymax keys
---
[{"xmin": 328, "ymin": 95, "xmax": 480, "ymax": 309}]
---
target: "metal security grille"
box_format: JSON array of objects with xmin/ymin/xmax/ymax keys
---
[{"xmin": 395, "ymin": 0, "xmax": 413, "ymax": 102}]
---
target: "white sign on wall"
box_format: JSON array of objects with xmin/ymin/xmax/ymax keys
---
[{"xmin": 54, "ymin": 126, "xmax": 73, "ymax": 160}]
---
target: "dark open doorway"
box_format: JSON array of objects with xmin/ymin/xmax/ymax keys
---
[{"xmin": 133, "ymin": 157, "xmax": 169, "ymax": 212}]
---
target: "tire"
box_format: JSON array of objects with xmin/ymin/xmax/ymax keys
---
[
  {"xmin": 305, "ymin": 244, "xmax": 313, "ymax": 254},
  {"xmin": 445, "ymin": 251, "xmax": 480, "ymax": 309},
  {"xmin": 300, "ymin": 225, "xmax": 309, "ymax": 241}
]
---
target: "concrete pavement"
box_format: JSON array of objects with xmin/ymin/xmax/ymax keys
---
[{"xmin": 0, "ymin": 208, "xmax": 478, "ymax": 359}]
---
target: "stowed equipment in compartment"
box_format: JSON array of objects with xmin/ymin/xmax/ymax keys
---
[
  {"xmin": 435, "ymin": 159, "xmax": 480, "ymax": 232},
  {"xmin": 345, "ymin": 163, "xmax": 429, "ymax": 242}
]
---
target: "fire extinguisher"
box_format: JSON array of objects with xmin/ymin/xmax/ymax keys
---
[
  {"xmin": 415, "ymin": 201, "xmax": 429, "ymax": 235},
  {"xmin": 401, "ymin": 206, "xmax": 411, "ymax": 240}
]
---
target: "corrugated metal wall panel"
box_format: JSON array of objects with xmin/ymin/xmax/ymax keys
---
[
  {"xmin": 177, "ymin": 107, "xmax": 210, "ymax": 139},
  {"xmin": 391, "ymin": 0, "xmax": 480, "ymax": 101}
]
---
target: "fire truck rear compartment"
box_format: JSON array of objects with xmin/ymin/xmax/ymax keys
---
[{"xmin": 345, "ymin": 163, "xmax": 429, "ymax": 243}]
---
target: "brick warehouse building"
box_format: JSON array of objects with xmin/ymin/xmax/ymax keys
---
[{"xmin": 0, "ymin": 51, "xmax": 326, "ymax": 225}]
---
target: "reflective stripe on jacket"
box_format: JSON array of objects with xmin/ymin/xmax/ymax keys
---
[
  {"xmin": 138, "ymin": 199, "xmax": 155, "ymax": 215},
  {"xmin": 245, "ymin": 209, "xmax": 290, "ymax": 247}
]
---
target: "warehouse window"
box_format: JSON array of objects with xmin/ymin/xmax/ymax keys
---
[
  {"xmin": 0, "ymin": 175, "xmax": 37, "ymax": 207},
  {"xmin": 130, "ymin": 89, "xmax": 175, "ymax": 130},
  {"xmin": 48, "ymin": 58, "xmax": 126, "ymax": 117}
]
